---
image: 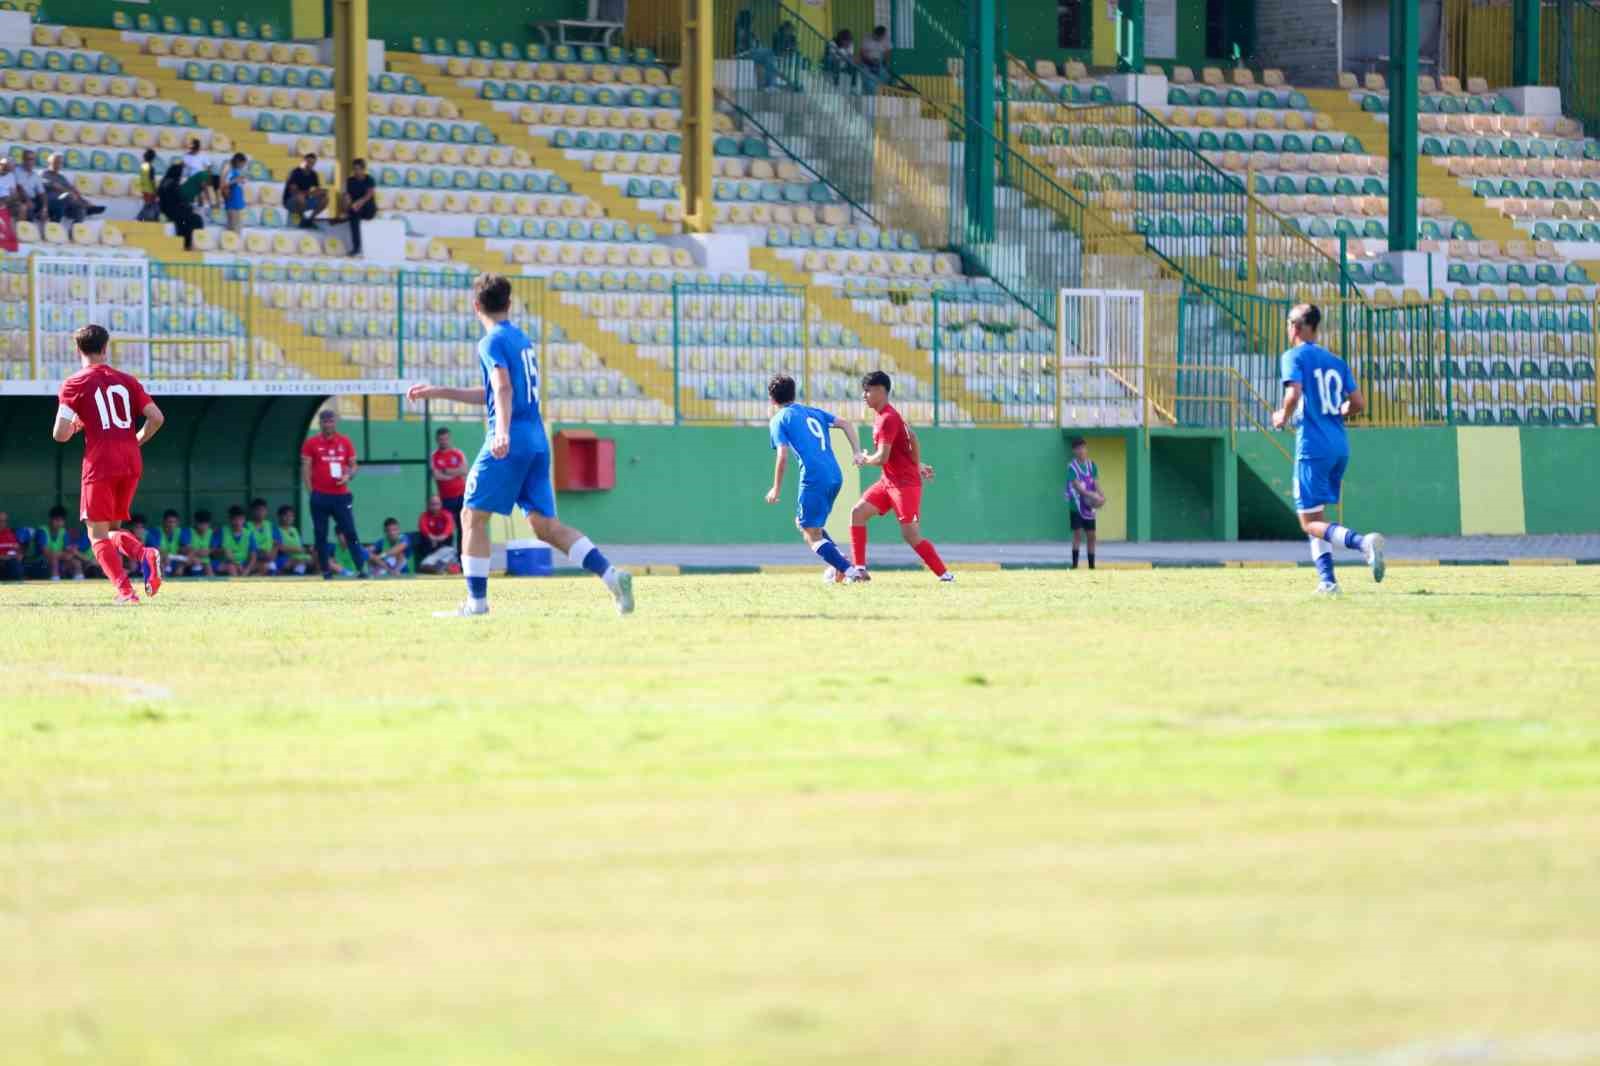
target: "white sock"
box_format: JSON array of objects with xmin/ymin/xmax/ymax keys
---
[{"xmin": 566, "ymin": 536, "xmax": 595, "ymax": 567}]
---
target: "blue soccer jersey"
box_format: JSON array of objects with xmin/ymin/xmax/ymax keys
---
[
  {"xmin": 1281, "ymin": 342, "xmax": 1357, "ymax": 460},
  {"xmin": 769, "ymin": 403, "xmax": 842, "ymax": 487},
  {"xmin": 479, "ymin": 321, "xmax": 548, "ymax": 455}
]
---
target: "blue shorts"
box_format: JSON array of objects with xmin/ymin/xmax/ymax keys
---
[
  {"xmin": 795, "ymin": 479, "xmax": 841, "ymax": 529},
  {"xmin": 464, "ymin": 446, "xmax": 558, "ymax": 518},
  {"xmin": 1295, "ymin": 455, "xmax": 1348, "ymax": 513}
]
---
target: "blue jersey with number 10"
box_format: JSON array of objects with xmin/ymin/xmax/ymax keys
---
[
  {"xmin": 769, "ymin": 403, "xmax": 841, "ymax": 486},
  {"xmin": 1281, "ymin": 341, "xmax": 1357, "ymax": 461},
  {"xmin": 479, "ymin": 320, "xmax": 548, "ymax": 454}
]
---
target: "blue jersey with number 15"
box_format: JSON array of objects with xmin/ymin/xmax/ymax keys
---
[
  {"xmin": 479, "ymin": 320, "xmax": 548, "ymax": 454},
  {"xmin": 1281, "ymin": 341, "xmax": 1357, "ymax": 461},
  {"xmin": 769, "ymin": 403, "xmax": 841, "ymax": 487}
]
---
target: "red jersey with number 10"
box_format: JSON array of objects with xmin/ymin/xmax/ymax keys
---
[
  {"xmin": 872, "ymin": 402, "xmax": 920, "ymax": 487},
  {"xmin": 58, "ymin": 363, "xmax": 151, "ymax": 483}
]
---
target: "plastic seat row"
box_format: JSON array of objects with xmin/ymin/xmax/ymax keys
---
[
  {"xmin": 481, "ymin": 81, "xmax": 678, "ymax": 108},
  {"xmin": 0, "ymin": 46, "xmax": 121, "ymax": 74},
  {"xmin": 1, "ymin": 70, "xmax": 148, "ymax": 95},
  {"xmin": 410, "ymin": 38, "xmax": 655, "ymax": 66},
  {"xmin": 766, "ymin": 226, "xmax": 921, "ymax": 252},
  {"xmin": 2, "ymin": 95, "xmax": 196, "ymax": 125},
  {"xmin": 1166, "ymin": 86, "xmax": 1310, "ymax": 111},
  {"xmin": 475, "ymin": 216, "xmax": 661, "ymax": 243},
  {"xmin": 1360, "ymin": 92, "xmax": 1516, "ymax": 116},
  {"xmin": 1422, "ymin": 135, "xmax": 1600, "ymax": 160},
  {"xmin": 111, "ymin": 11, "xmax": 282, "ymax": 39},
  {"xmin": 434, "ymin": 56, "xmax": 672, "ymax": 86}
]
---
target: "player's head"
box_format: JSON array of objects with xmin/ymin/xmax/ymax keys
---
[
  {"xmin": 435, "ymin": 427, "xmax": 451, "ymax": 446},
  {"xmin": 162, "ymin": 509, "xmax": 180, "ymax": 530},
  {"xmin": 142, "ymin": 148, "xmax": 156, "ymax": 164},
  {"xmin": 351, "ymin": 158, "xmax": 367, "ymax": 177},
  {"xmin": 193, "ymin": 508, "xmax": 212, "ymax": 528},
  {"xmin": 767, "ymin": 374, "xmax": 797, "ymax": 407},
  {"xmin": 277, "ymin": 504, "xmax": 296, "ymax": 524},
  {"xmin": 302, "ymin": 152, "xmax": 317, "ymax": 171},
  {"xmin": 426, "ymin": 494, "xmax": 443, "ymax": 512},
  {"xmin": 384, "ymin": 517, "xmax": 400, "ymax": 538},
  {"xmin": 248, "ymin": 497, "xmax": 268, "ymax": 520},
  {"xmin": 1288, "ymin": 303, "xmax": 1322, "ymax": 344},
  {"xmin": 317, "ymin": 408, "xmax": 337, "ymax": 435},
  {"xmin": 129, "ymin": 513, "xmax": 148, "ymax": 535},
  {"xmin": 1070, "ymin": 436, "xmax": 1088, "ymax": 459},
  {"xmin": 227, "ymin": 505, "xmax": 245, "ymax": 528},
  {"xmin": 861, "ymin": 370, "xmax": 892, "ymax": 411},
  {"xmin": 231, "ymin": 152, "xmax": 247, "ymax": 168},
  {"xmin": 48, "ymin": 504, "xmax": 67, "ymax": 527},
  {"xmin": 472, "ymin": 272, "xmax": 513, "ymax": 323},
  {"xmin": 188, "ymin": 137, "xmax": 202, "ymax": 154},
  {"xmin": 74, "ymin": 323, "xmax": 110, "ymax": 363},
  {"xmin": 47, "ymin": 153, "xmax": 63, "ymax": 173}
]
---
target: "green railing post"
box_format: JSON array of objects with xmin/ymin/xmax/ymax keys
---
[
  {"xmin": 1514, "ymin": 0, "xmax": 1542, "ymax": 85},
  {"xmin": 1443, "ymin": 295, "xmax": 1453, "ymax": 425},
  {"xmin": 671, "ymin": 280, "xmax": 681, "ymax": 425},
  {"xmin": 932, "ymin": 290, "xmax": 941, "ymax": 427},
  {"xmin": 998, "ymin": 3, "xmax": 1010, "ymax": 187},
  {"xmin": 1388, "ymin": 0, "xmax": 1419, "ymax": 251},
  {"xmin": 962, "ymin": 0, "xmax": 996, "ymax": 244},
  {"xmin": 396, "ymin": 270, "xmax": 405, "ymax": 380},
  {"xmin": 1338, "ymin": 234, "xmax": 1350, "ymax": 364}
]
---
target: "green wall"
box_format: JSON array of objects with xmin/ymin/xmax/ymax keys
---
[
  {"xmin": 42, "ymin": 0, "xmax": 294, "ymax": 32},
  {"xmin": 1521, "ymin": 428, "xmax": 1600, "ymax": 535},
  {"xmin": 1150, "ymin": 435, "xmax": 1215, "ymax": 540},
  {"xmin": 367, "ymin": 0, "xmax": 582, "ymax": 51}
]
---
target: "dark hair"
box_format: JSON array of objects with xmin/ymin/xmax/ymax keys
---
[
  {"xmin": 861, "ymin": 370, "xmax": 892, "ymax": 393},
  {"xmin": 187, "ymin": 137, "xmax": 201, "ymax": 151},
  {"xmin": 384, "ymin": 517, "xmax": 399, "ymax": 527},
  {"xmin": 163, "ymin": 509, "xmax": 180, "ymax": 520},
  {"xmin": 1070, "ymin": 436, "xmax": 1087, "ymax": 449},
  {"xmin": 48, "ymin": 504, "xmax": 67, "ymax": 520},
  {"xmin": 435, "ymin": 427, "xmax": 451, "ymax": 440},
  {"xmin": 767, "ymin": 374, "xmax": 797, "ymax": 405},
  {"xmin": 872, "ymin": 24, "xmax": 887, "ymax": 36},
  {"xmin": 352, "ymin": 157, "xmax": 366, "ymax": 169},
  {"xmin": 304, "ymin": 152, "xmax": 317, "ymax": 162},
  {"xmin": 142, "ymin": 148, "xmax": 156, "ymax": 162},
  {"xmin": 231, "ymin": 152, "xmax": 246, "ymax": 166},
  {"xmin": 74, "ymin": 323, "xmax": 110, "ymax": 356},
  {"xmin": 227, "ymin": 505, "xmax": 245, "ymax": 519},
  {"xmin": 318, "ymin": 408, "xmax": 336, "ymax": 420},
  {"xmin": 194, "ymin": 509, "xmax": 212, "ymax": 524},
  {"xmin": 249, "ymin": 497, "xmax": 267, "ymax": 510},
  {"xmin": 1289, "ymin": 303, "xmax": 1322, "ymax": 333},
  {"xmin": 131, "ymin": 512, "xmax": 147, "ymax": 526},
  {"xmin": 277, "ymin": 505, "xmax": 295, "ymax": 518},
  {"xmin": 473, "ymin": 273, "xmax": 513, "ymax": 314}
]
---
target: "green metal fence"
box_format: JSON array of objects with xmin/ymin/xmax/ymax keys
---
[{"xmin": 1559, "ymin": 0, "xmax": 1600, "ymax": 137}]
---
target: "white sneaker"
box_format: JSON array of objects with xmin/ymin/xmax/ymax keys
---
[
  {"xmin": 844, "ymin": 565, "xmax": 869, "ymax": 583},
  {"xmin": 610, "ymin": 568, "xmax": 635, "ymax": 615},
  {"xmin": 938, "ymin": 571, "xmax": 956, "ymax": 583},
  {"xmin": 1365, "ymin": 532, "xmax": 1387, "ymax": 584},
  {"xmin": 433, "ymin": 599, "xmax": 489, "ymax": 617},
  {"xmin": 1315, "ymin": 582, "xmax": 1341, "ymax": 597},
  {"xmin": 821, "ymin": 565, "xmax": 844, "ymax": 584}
]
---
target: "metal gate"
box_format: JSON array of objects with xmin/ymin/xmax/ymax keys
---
[
  {"xmin": 1056, "ymin": 288, "xmax": 1145, "ymax": 427},
  {"xmin": 31, "ymin": 256, "xmax": 150, "ymax": 380}
]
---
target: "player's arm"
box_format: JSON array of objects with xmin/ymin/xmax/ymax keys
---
[
  {"xmin": 861, "ymin": 436, "xmax": 889, "ymax": 466},
  {"xmin": 135, "ymin": 401, "xmax": 164, "ymax": 446},
  {"xmin": 341, "ymin": 452, "xmax": 358, "ymax": 485},
  {"xmin": 1341, "ymin": 387, "xmax": 1365, "ymax": 418},
  {"xmin": 764, "ymin": 448, "xmax": 786, "ymax": 504},
  {"xmin": 907, "ymin": 424, "xmax": 934, "ymax": 480},
  {"xmin": 1272, "ymin": 381, "xmax": 1302, "ymax": 431},
  {"xmin": 407, "ymin": 382, "xmax": 484, "ymax": 405},
  {"xmin": 831, "ymin": 419, "xmax": 863, "ymax": 463},
  {"xmin": 50, "ymin": 402, "xmax": 80, "ymax": 442}
]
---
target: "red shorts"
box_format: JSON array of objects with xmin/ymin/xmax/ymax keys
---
[
  {"xmin": 81, "ymin": 476, "xmax": 138, "ymax": 523},
  {"xmin": 861, "ymin": 479, "xmax": 921, "ymax": 523}
]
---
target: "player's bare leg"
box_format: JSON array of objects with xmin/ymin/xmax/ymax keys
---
[
  {"xmin": 799, "ymin": 522, "xmax": 864, "ymax": 584},
  {"xmin": 528, "ymin": 512, "xmax": 635, "ymax": 614},
  {"xmin": 437, "ymin": 506, "xmax": 492, "ymax": 616},
  {"xmin": 86, "ymin": 519, "xmax": 139, "ymax": 603},
  {"xmin": 898, "ymin": 517, "xmax": 952, "ymax": 582}
]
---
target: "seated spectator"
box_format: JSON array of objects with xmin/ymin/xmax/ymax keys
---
[
  {"xmin": 415, "ymin": 494, "xmax": 459, "ymax": 574},
  {"xmin": 43, "ymin": 153, "xmax": 106, "ymax": 229},
  {"xmin": 824, "ymin": 29, "xmax": 859, "ymax": 90},
  {"xmin": 734, "ymin": 9, "xmax": 794, "ymax": 91},
  {"xmin": 152, "ymin": 509, "xmax": 186, "ymax": 575},
  {"xmin": 184, "ymin": 509, "xmax": 219, "ymax": 577},
  {"xmin": 344, "ymin": 157, "xmax": 377, "ymax": 256},
  {"xmin": 223, "ymin": 153, "xmax": 248, "ymax": 234},
  {"xmin": 8, "ymin": 150, "xmax": 47, "ymax": 224},
  {"xmin": 157, "ymin": 161, "xmax": 203, "ymax": 251},
  {"xmin": 859, "ymin": 25, "xmax": 891, "ymax": 88},
  {"xmin": 245, "ymin": 497, "xmax": 280, "ymax": 575},
  {"xmin": 369, "ymin": 518, "xmax": 413, "ymax": 577},
  {"xmin": 0, "ymin": 158, "xmax": 15, "ymax": 219},
  {"xmin": 217, "ymin": 505, "xmax": 258, "ymax": 577},
  {"xmin": 39, "ymin": 505, "xmax": 86, "ymax": 580},
  {"xmin": 283, "ymin": 152, "xmax": 328, "ymax": 229},
  {"xmin": 136, "ymin": 149, "xmax": 162, "ymax": 222},
  {"xmin": 181, "ymin": 137, "xmax": 217, "ymax": 212},
  {"xmin": 273, "ymin": 504, "xmax": 315, "ymax": 576},
  {"xmin": 0, "ymin": 510, "xmax": 21, "ymax": 582},
  {"xmin": 326, "ymin": 530, "xmax": 359, "ymax": 577}
]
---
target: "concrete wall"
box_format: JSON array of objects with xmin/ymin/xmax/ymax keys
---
[{"xmin": 1252, "ymin": 0, "xmax": 1340, "ymax": 87}]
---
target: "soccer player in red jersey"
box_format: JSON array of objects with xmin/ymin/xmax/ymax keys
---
[
  {"xmin": 51, "ymin": 324, "xmax": 166, "ymax": 604},
  {"xmin": 849, "ymin": 370, "xmax": 953, "ymax": 582}
]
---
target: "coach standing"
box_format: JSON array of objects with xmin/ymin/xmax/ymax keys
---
[
  {"xmin": 301, "ymin": 408, "xmax": 369, "ymax": 580},
  {"xmin": 429, "ymin": 427, "xmax": 468, "ymax": 550}
]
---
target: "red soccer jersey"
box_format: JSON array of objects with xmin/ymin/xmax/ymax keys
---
[
  {"xmin": 301, "ymin": 432, "xmax": 356, "ymax": 495},
  {"xmin": 58, "ymin": 363, "xmax": 152, "ymax": 483},
  {"xmin": 418, "ymin": 509, "xmax": 454, "ymax": 541},
  {"xmin": 430, "ymin": 446, "xmax": 467, "ymax": 499},
  {"xmin": 872, "ymin": 403, "xmax": 920, "ymax": 487}
]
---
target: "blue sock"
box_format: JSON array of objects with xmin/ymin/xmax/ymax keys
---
[
  {"xmin": 566, "ymin": 536, "xmax": 613, "ymax": 580},
  {"xmin": 813, "ymin": 536, "xmax": 851, "ymax": 573},
  {"xmin": 1326, "ymin": 524, "xmax": 1365, "ymax": 551},
  {"xmin": 1310, "ymin": 538, "xmax": 1336, "ymax": 584},
  {"xmin": 463, "ymin": 554, "xmax": 490, "ymax": 602}
]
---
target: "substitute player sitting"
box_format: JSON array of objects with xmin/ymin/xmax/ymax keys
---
[
  {"xmin": 849, "ymin": 370, "xmax": 952, "ymax": 582},
  {"xmin": 50, "ymin": 324, "xmax": 165, "ymax": 604},
  {"xmin": 763, "ymin": 374, "xmax": 866, "ymax": 583},
  {"xmin": 406, "ymin": 273, "xmax": 633, "ymax": 617},
  {"xmin": 1270, "ymin": 303, "xmax": 1386, "ymax": 595}
]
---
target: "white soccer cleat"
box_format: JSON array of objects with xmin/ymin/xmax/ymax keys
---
[
  {"xmin": 938, "ymin": 571, "xmax": 956, "ymax": 583},
  {"xmin": 611, "ymin": 569, "xmax": 635, "ymax": 615},
  {"xmin": 821, "ymin": 565, "xmax": 845, "ymax": 584},
  {"xmin": 433, "ymin": 599, "xmax": 489, "ymax": 618},
  {"xmin": 1365, "ymin": 532, "xmax": 1387, "ymax": 584},
  {"xmin": 846, "ymin": 565, "xmax": 870, "ymax": 583},
  {"xmin": 1314, "ymin": 581, "xmax": 1341, "ymax": 597},
  {"xmin": 113, "ymin": 591, "xmax": 141, "ymax": 605}
]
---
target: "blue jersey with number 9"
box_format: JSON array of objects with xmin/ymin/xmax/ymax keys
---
[
  {"xmin": 1281, "ymin": 342, "xmax": 1357, "ymax": 461},
  {"xmin": 479, "ymin": 320, "xmax": 548, "ymax": 454},
  {"xmin": 769, "ymin": 403, "xmax": 841, "ymax": 487}
]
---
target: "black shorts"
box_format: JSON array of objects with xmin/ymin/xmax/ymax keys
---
[{"xmin": 1070, "ymin": 510, "xmax": 1096, "ymax": 532}]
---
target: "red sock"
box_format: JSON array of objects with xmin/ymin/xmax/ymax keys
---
[
  {"xmin": 111, "ymin": 530, "xmax": 144, "ymax": 558},
  {"xmin": 851, "ymin": 525, "xmax": 868, "ymax": 567},
  {"xmin": 913, "ymin": 539, "xmax": 947, "ymax": 577},
  {"xmin": 92, "ymin": 538, "xmax": 133, "ymax": 595}
]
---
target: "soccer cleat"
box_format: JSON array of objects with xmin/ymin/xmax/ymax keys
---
[
  {"xmin": 1365, "ymin": 532, "xmax": 1387, "ymax": 584},
  {"xmin": 1314, "ymin": 581, "xmax": 1341, "ymax": 597},
  {"xmin": 938, "ymin": 571, "xmax": 956, "ymax": 583},
  {"xmin": 611, "ymin": 568, "xmax": 635, "ymax": 615},
  {"xmin": 821, "ymin": 565, "xmax": 844, "ymax": 585},
  {"xmin": 113, "ymin": 591, "xmax": 141, "ymax": 605},
  {"xmin": 142, "ymin": 548, "xmax": 162, "ymax": 598},
  {"xmin": 844, "ymin": 565, "xmax": 869, "ymax": 583},
  {"xmin": 433, "ymin": 599, "xmax": 489, "ymax": 618}
]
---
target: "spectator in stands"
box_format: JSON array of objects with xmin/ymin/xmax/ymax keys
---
[
  {"xmin": 302, "ymin": 408, "xmax": 368, "ymax": 579},
  {"xmin": 0, "ymin": 158, "xmax": 15, "ymax": 219},
  {"xmin": 153, "ymin": 508, "xmax": 186, "ymax": 576},
  {"xmin": 859, "ymin": 25, "xmax": 891, "ymax": 88},
  {"xmin": 415, "ymin": 494, "xmax": 458, "ymax": 574},
  {"xmin": 217, "ymin": 505, "xmax": 258, "ymax": 577},
  {"xmin": 344, "ymin": 157, "xmax": 378, "ymax": 257},
  {"xmin": 273, "ymin": 504, "xmax": 315, "ymax": 576},
  {"xmin": 430, "ymin": 427, "xmax": 468, "ymax": 547},
  {"xmin": 44, "ymin": 153, "xmax": 106, "ymax": 230},
  {"xmin": 136, "ymin": 149, "xmax": 162, "ymax": 222},
  {"xmin": 223, "ymin": 153, "xmax": 248, "ymax": 234},
  {"xmin": 824, "ymin": 29, "xmax": 859, "ymax": 90},
  {"xmin": 734, "ymin": 8, "xmax": 791, "ymax": 91},
  {"xmin": 185, "ymin": 509, "xmax": 219, "ymax": 577},
  {"xmin": 9, "ymin": 150, "xmax": 47, "ymax": 224},
  {"xmin": 284, "ymin": 153, "xmax": 328, "ymax": 229},
  {"xmin": 181, "ymin": 137, "xmax": 216, "ymax": 213},
  {"xmin": 370, "ymin": 518, "xmax": 413, "ymax": 577},
  {"xmin": 245, "ymin": 498, "xmax": 280, "ymax": 575},
  {"xmin": 128, "ymin": 513, "xmax": 151, "ymax": 551},
  {"xmin": 40, "ymin": 505, "xmax": 86, "ymax": 580},
  {"xmin": 157, "ymin": 161, "xmax": 203, "ymax": 251},
  {"xmin": 0, "ymin": 511, "xmax": 21, "ymax": 582}
]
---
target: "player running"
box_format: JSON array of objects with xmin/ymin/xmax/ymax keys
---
[
  {"xmin": 405, "ymin": 273, "xmax": 633, "ymax": 617},
  {"xmin": 764, "ymin": 374, "xmax": 867, "ymax": 583},
  {"xmin": 849, "ymin": 370, "xmax": 952, "ymax": 582},
  {"xmin": 1270, "ymin": 303, "xmax": 1386, "ymax": 595},
  {"xmin": 50, "ymin": 324, "xmax": 165, "ymax": 604}
]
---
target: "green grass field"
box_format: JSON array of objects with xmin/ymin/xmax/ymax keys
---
[{"xmin": 6, "ymin": 567, "xmax": 1600, "ymax": 1066}]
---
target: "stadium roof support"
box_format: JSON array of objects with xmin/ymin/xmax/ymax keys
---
[
  {"xmin": 1388, "ymin": 0, "xmax": 1419, "ymax": 252},
  {"xmin": 1513, "ymin": 0, "xmax": 1541, "ymax": 85},
  {"xmin": 962, "ymin": 0, "xmax": 996, "ymax": 243},
  {"xmin": 680, "ymin": 0, "xmax": 714, "ymax": 235},
  {"xmin": 1116, "ymin": 0, "xmax": 1145, "ymax": 74},
  {"xmin": 333, "ymin": 0, "xmax": 370, "ymax": 200}
]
